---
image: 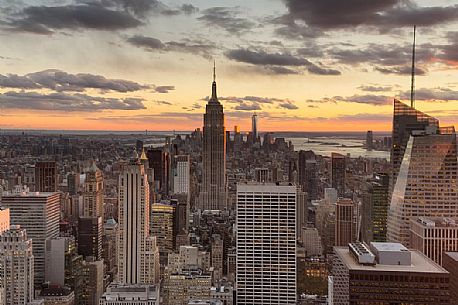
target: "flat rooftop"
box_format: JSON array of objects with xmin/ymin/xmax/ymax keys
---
[
  {"xmin": 371, "ymin": 242, "xmax": 408, "ymax": 252},
  {"xmin": 444, "ymin": 252, "xmax": 458, "ymax": 262},
  {"xmin": 335, "ymin": 247, "xmax": 448, "ymax": 274},
  {"xmin": 2, "ymin": 192, "xmax": 58, "ymax": 198}
]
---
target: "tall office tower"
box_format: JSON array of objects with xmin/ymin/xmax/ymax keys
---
[
  {"xmin": 173, "ymin": 155, "xmax": 190, "ymax": 195},
  {"xmin": 82, "ymin": 162, "xmax": 103, "ymax": 218},
  {"xmin": 0, "ymin": 207, "xmax": 10, "ymax": 234},
  {"xmin": 410, "ymin": 217, "xmax": 458, "ymax": 266},
  {"xmin": 211, "ymin": 234, "xmax": 223, "ymax": 283},
  {"xmin": 79, "ymin": 162, "xmax": 103, "ymax": 260},
  {"xmin": 67, "ymin": 172, "xmax": 80, "ymax": 196},
  {"xmin": 361, "ymin": 173, "xmax": 389, "ymax": 243},
  {"xmin": 302, "ymin": 228, "xmax": 323, "ymax": 257},
  {"xmin": 298, "ymin": 150, "xmax": 318, "ymax": 200},
  {"xmin": 171, "ymin": 195, "xmax": 189, "ymax": 250},
  {"xmin": 81, "ymin": 258, "xmax": 104, "ymax": 305},
  {"xmin": 387, "ymin": 125, "xmax": 458, "ymax": 247},
  {"xmin": 151, "ymin": 203, "xmax": 175, "ymax": 263},
  {"xmin": 103, "ymin": 218, "xmax": 118, "ymax": 282},
  {"xmin": 0, "ymin": 225, "xmax": 34, "ymax": 305},
  {"xmin": 331, "ymin": 153, "xmax": 346, "ymax": 197},
  {"xmin": 78, "ymin": 216, "xmax": 103, "ymax": 259},
  {"xmin": 236, "ymin": 183, "xmax": 296, "ymax": 305},
  {"xmin": 251, "ymin": 113, "xmax": 258, "ymax": 144},
  {"xmin": 2, "ymin": 192, "xmax": 60, "ymax": 287},
  {"xmin": 330, "ymin": 242, "xmax": 450, "ymax": 305},
  {"xmin": 146, "ymin": 148, "xmax": 170, "ymax": 196},
  {"xmin": 296, "ymin": 188, "xmax": 308, "ymax": 240},
  {"xmin": 199, "ymin": 67, "xmax": 227, "ymax": 211},
  {"xmin": 443, "ymin": 252, "xmax": 458, "ymax": 304},
  {"xmin": 118, "ymin": 155, "xmax": 159, "ymax": 284},
  {"xmin": 335, "ymin": 198, "xmax": 356, "ymax": 247},
  {"xmin": 35, "ymin": 161, "xmax": 58, "ymax": 192},
  {"xmin": 365, "ymin": 130, "xmax": 373, "ymax": 150},
  {"xmin": 390, "ymin": 99, "xmax": 438, "ymax": 189}
]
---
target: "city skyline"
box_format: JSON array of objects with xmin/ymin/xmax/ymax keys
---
[{"xmin": 1, "ymin": 0, "xmax": 458, "ymax": 131}]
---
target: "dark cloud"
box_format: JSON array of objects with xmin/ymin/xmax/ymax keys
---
[
  {"xmin": 162, "ymin": 4, "xmax": 199, "ymax": 16},
  {"xmin": 153, "ymin": 85, "xmax": 175, "ymax": 93},
  {"xmin": 358, "ymin": 85, "xmax": 394, "ymax": 92},
  {"xmin": 227, "ymin": 49, "xmax": 309, "ymax": 66},
  {"xmin": 375, "ymin": 66, "xmax": 426, "ymax": 75},
  {"xmin": 307, "ymin": 64, "xmax": 341, "ymax": 75},
  {"xmin": 153, "ymin": 100, "xmax": 173, "ymax": 105},
  {"xmin": 400, "ymin": 87, "xmax": 458, "ymax": 101},
  {"xmin": 0, "ymin": 70, "xmax": 150, "ymax": 92},
  {"xmin": 0, "ymin": 91, "xmax": 146, "ymax": 111},
  {"xmin": 198, "ymin": 7, "xmax": 256, "ymax": 33},
  {"xmin": 7, "ymin": 4, "xmax": 142, "ymax": 34},
  {"xmin": 100, "ymin": 0, "xmax": 164, "ymax": 18},
  {"xmin": 281, "ymin": 0, "xmax": 458, "ymax": 33},
  {"xmin": 334, "ymin": 94, "xmax": 391, "ymax": 106},
  {"xmin": 126, "ymin": 35, "xmax": 165, "ymax": 50},
  {"xmin": 226, "ymin": 48, "xmax": 340, "ymax": 76},
  {"xmin": 234, "ymin": 102, "xmax": 262, "ymax": 111},
  {"xmin": 127, "ymin": 35, "xmax": 216, "ymax": 59},
  {"xmin": 278, "ymin": 102, "xmax": 299, "ymax": 110}
]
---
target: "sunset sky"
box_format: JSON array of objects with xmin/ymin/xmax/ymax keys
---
[{"xmin": 1, "ymin": 0, "xmax": 458, "ymax": 131}]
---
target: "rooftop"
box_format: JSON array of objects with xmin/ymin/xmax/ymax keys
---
[
  {"xmin": 335, "ymin": 247, "xmax": 448, "ymax": 274},
  {"xmin": 371, "ymin": 242, "xmax": 409, "ymax": 252}
]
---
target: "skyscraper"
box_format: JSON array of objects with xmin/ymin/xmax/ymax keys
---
[
  {"xmin": 387, "ymin": 122, "xmax": 458, "ymax": 247},
  {"xmin": 361, "ymin": 173, "xmax": 389, "ymax": 243},
  {"xmin": 199, "ymin": 66, "xmax": 227, "ymax": 211},
  {"xmin": 331, "ymin": 153, "xmax": 346, "ymax": 197},
  {"xmin": 146, "ymin": 148, "xmax": 170, "ymax": 196},
  {"xmin": 236, "ymin": 183, "xmax": 296, "ymax": 304},
  {"xmin": 79, "ymin": 161, "xmax": 103, "ymax": 260},
  {"xmin": 35, "ymin": 161, "xmax": 58, "ymax": 192},
  {"xmin": 173, "ymin": 155, "xmax": 190, "ymax": 195},
  {"xmin": 390, "ymin": 99, "xmax": 438, "ymax": 188},
  {"xmin": 251, "ymin": 113, "xmax": 258, "ymax": 144},
  {"xmin": 117, "ymin": 154, "xmax": 159, "ymax": 284},
  {"xmin": 0, "ymin": 225, "xmax": 34, "ymax": 305},
  {"xmin": 334, "ymin": 198, "xmax": 356, "ymax": 247},
  {"xmin": 2, "ymin": 191, "xmax": 60, "ymax": 287},
  {"xmin": 298, "ymin": 150, "xmax": 318, "ymax": 200}
]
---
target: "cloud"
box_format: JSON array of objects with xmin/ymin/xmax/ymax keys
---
[
  {"xmin": 153, "ymin": 85, "xmax": 175, "ymax": 93},
  {"xmin": 0, "ymin": 70, "xmax": 151, "ymax": 92},
  {"xmin": 0, "ymin": 91, "xmax": 146, "ymax": 111},
  {"xmin": 100, "ymin": 0, "xmax": 164, "ymax": 18},
  {"xmin": 375, "ymin": 66, "xmax": 426, "ymax": 75},
  {"xmin": 281, "ymin": 0, "xmax": 458, "ymax": 32},
  {"xmin": 153, "ymin": 100, "xmax": 172, "ymax": 105},
  {"xmin": 226, "ymin": 48, "xmax": 341, "ymax": 76},
  {"xmin": 278, "ymin": 102, "xmax": 299, "ymax": 110},
  {"xmin": 334, "ymin": 94, "xmax": 391, "ymax": 106},
  {"xmin": 234, "ymin": 102, "xmax": 262, "ymax": 111},
  {"xmin": 400, "ymin": 87, "xmax": 458, "ymax": 101},
  {"xmin": 126, "ymin": 35, "xmax": 165, "ymax": 50},
  {"xmin": 358, "ymin": 85, "xmax": 394, "ymax": 92},
  {"xmin": 7, "ymin": 4, "xmax": 142, "ymax": 34},
  {"xmin": 226, "ymin": 49, "xmax": 309, "ymax": 66},
  {"xmin": 127, "ymin": 35, "xmax": 216, "ymax": 59},
  {"xmin": 162, "ymin": 4, "xmax": 199, "ymax": 16},
  {"xmin": 198, "ymin": 7, "xmax": 256, "ymax": 33}
]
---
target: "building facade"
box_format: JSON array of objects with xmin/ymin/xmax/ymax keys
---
[{"xmin": 236, "ymin": 183, "xmax": 296, "ymax": 304}]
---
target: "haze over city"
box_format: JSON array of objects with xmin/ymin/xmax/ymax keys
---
[{"xmin": 1, "ymin": 0, "xmax": 458, "ymax": 131}]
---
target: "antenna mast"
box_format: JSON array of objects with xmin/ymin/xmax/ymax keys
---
[{"xmin": 411, "ymin": 25, "xmax": 416, "ymax": 108}]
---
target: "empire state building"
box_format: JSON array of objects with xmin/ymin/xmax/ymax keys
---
[{"xmin": 199, "ymin": 65, "xmax": 227, "ymax": 211}]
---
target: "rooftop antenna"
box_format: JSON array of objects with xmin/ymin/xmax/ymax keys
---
[
  {"xmin": 213, "ymin": 60, "xmax": 216, "ymax": 82},
  {"xmin": 411, "ymin": 25, "xmax": 416, "ymax": 108}
]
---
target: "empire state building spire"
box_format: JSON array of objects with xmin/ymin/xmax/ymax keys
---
[
  {"xmin": 210, "ymin": 61, "xmax": 219, "ymax": 103},
  {"xmin": 199, "ymin": 63, "xmax": 227, "ymax": 211}
]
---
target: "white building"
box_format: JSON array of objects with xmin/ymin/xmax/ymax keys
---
[
  {"xmin": 173, "ymin": 155, "xmax": 190, "ymax": 195},
  {"xmin": 99, "ymin": 284, "xmax": 159, "ymax": 305},
  {"xmin": 118, "ymin": 157, "xmax": 159, "ymax": 284},
  {"xmin": 236, "ymin": 182, "xmax": 297, "ymax": 305},
  {"xmin": 0, "ymin": 225, "xmax": 34, "ymax": 305},
  {"xmin": 1, "ymin": 191, "xmax": 60, "ymax": 286}
]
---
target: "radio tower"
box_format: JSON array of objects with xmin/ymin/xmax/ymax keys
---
[{"xmin": 411, "ymin": 25, "xmax": 416, "ymax": 108}]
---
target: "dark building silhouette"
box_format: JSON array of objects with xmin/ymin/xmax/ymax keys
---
[{"xmin": 35, "ymin": 161, "xmax": 58, "ymax": 192}]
